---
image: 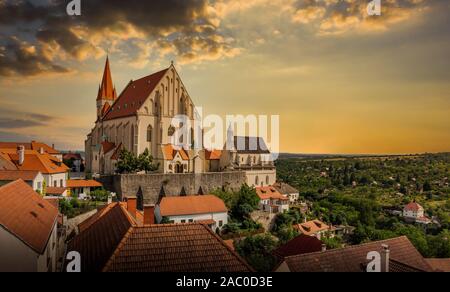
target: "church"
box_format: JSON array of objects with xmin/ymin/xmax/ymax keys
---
[{"xmin": 85, "ymin": 58, "xmax": 276, "ymax": 187}]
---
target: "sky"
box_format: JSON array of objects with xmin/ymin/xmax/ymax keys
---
[{"xmin": 0, "ymin": 0, "xmax": 449, "ymax": 154}]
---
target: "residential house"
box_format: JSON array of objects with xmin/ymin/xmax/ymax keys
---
[
  {"xmin": 63, "ymin": 152, "xmax": 84, "ymax": 172},
  {"xmin": 67, "ymin": 199, "xmax": 252, "ymax": 272},
  {"xmin": 0, "ymin": 146, "xmax": 69, "ymax": 196},
  {"xmin": 155, "ymin": 195, "xmax": 228, "ymax": 230},
  {"xmin": 273, "ymin": 234, "xmax": 325, "ymax": 261},
  {"xmin": 0, "ymin": 170, "xmax": 45, "ymax": 194},
  {"xmin": 66, "ymin": 179, "xmax": 103, "ymax": 198},
  {"xmin": 0, "ymin": 141, "xmax": 62, "ymax": 160},
  {"xmin": 256, "ymin": 186, "xmax": 290, "ymax": 214},
  {"xmin": 0, "ymin": 180, "xmax": 59, "ymax": 272},
  {"xmin": 294, "ymin": 219, "xmax": 335, "ymax": 240},
  {"xmin": 273, "ymin": 182, "xmax": 299, "ymax": 203},
  {"xmin": 403, "ymin": 201, "xmax": 431, "ymax": 224},
  {"xmin": 275, "ymin": 236, "xmax": 434, "ymax": 272}
]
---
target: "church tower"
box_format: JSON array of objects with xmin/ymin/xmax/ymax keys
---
[{"xmin": 96, "ymin": 56, "xmax": 117, "ymax": 118}]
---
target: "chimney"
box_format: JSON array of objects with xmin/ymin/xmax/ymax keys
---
[
  {"xmin": 52, "ymin": 144, "xmax": 55, "ymax": 150},
  {"xmin": 17, "ymin": 146, "xmax": 25, "ymax": 165},
  {"xmin": 144, "ymin": 204, "xmax": 155, "ymax": 225},
  {"xmin": 381, "ymin": 244, "xmax": 390, "ymax": 273},
  {"xmin": 126, "ymin": 196, "xmax": 137, "ymax": 218},
  {"xmin": 107, "ymin": 195, "xmax": 112, "ymax": 205},
  {"xmin": 39, "ymin": 147, "xmax": 44, "ymax": 155},
  {"xmin": 322, "ymin": 244, "xmax": 327, "ymax": 252}
]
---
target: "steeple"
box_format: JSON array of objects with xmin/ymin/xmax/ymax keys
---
[{"xmin": 97, "ymin": 56, "xmax": 117, "ymax": 101}]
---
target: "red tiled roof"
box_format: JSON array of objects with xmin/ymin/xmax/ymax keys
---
[
  {"xmin": 68, "ymin": 204, "xmax": 134, "ymax": 272},
  {"xmin": 0, "ymin": 170, "xmax": 40, "ymax": 181},
  {"xmin": 103, "ymin": 224, "xmax": 253, "ymax": 272},
  {"xmin": 0, "ymin": 141, "xmax": 60, "ymax": 154},
  {"xmin": 101, "ymin": 141, "xmax": 116, "ymax": 154},
  {"xmin": 294, "ymin": 220, "xmax": 330, "ymax": 236},
  {"xmin": 163, "ymin": 144, "xmax": 189, "ymax": 161},
  {"xmin": 159, "ymin": 195, "xmax": 228, "ymax": 217},
  {"xmin": 273, "ymin": 234, "xmax": 323, "ymax": 259},
  {"xmin": 0, "ymin": 180, "xmax": 58, "ymax": 254},
  {"xmin": 0, "ymin": 149, "xmax": 68, "ymax": 174},
  {"xmin": 63, "ymin": 153, "xmax": 82, "ymax": 161},
  {"xmin": 279, "ymin": 236, "xmax": 433, "ymax": 272},
  {"xmin": 205, "ymin": 150, "xmax": 222, "ymax": 160},
  {"xmin": 256, "ymin": 186, "xmax": 288, "ymax": 201},
  {"xmin": 404, "ymin": 202, "xmax": 423, "ymax": 212},
  {"xmin": 103, "ymin": 68, "xmax": 169, "ymax": 121},
  {"xmin": 425, "ymin": 258, "xmax": 450, "ymax": 272},
  {"xmin": 111, "ymin": 143, "xmax": 122, "ymax": 160},
  {"xmin": 67, "ymin": 179, "xmax": 102, "ymax": 188},
  {"xmin": 46, "ymin": 187, "xmax": 67, "ymax": 195}
]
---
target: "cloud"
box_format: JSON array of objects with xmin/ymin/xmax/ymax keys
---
[
  {"xmin": 0, "ymin": 106, "xmax": 56, "ymax": 129},
  {"xmin": 0, "ymin": 0, "xmax": 242, "ymax": 76}
]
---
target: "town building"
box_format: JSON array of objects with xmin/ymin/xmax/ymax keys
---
[
  {"xmin": 67, "ymin": 199, "xmax": 252, "ymax": 272},
  {"xmin": 0, "ymin": 170, "xmax": 45, "ymax": 193},
  {"xmin": 255, "ymin": 186, "xmax": 290, "ymax": 214},
  {"xmin": 0, "ymin": 145, "xmax": 69, "ymax": 196},
  {"xmin": 66, "ymin": 179, "xmax": 103, "ymax": 198},
  {"xmin": 155, "ymin": 195, "xmax": 228, "ymax": 230},
  {"xmin": 403, "ymin": 201, "xmax": 431, "ymax": 224},
  {"xmin": 294, "ymin": 219, "xmax": 335, "ymax": 240},
  {"xmin": 84, "ymin": 58, "xmax": 276, "ymax": 189},
  {"xmin": 0, "ymin": 141, "xmax": 62, "ymax": 160},
  {"xmin": 62, "ymin": 152, "xmax": 84, "ymax": 172},
  {"xmin": 273, "ymin": 182, "xmax": 299, "ymax": 203},
  {"xmin": 275, "ymin": 236, "xmax": 434, "ymax": 272},
  {"xmin": 0, "ymin": 180, "xmax": 60, "ymax": 272}
]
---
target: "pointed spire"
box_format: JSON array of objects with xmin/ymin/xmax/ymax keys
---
[{"xmin": 97, "ymin": 56, "xmax": 117, "ymax": 101}]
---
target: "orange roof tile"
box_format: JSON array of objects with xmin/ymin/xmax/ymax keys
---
[
  {"xmin": 294, "ymin": 220, "xmax": 330, "ymax": 236},
  {"xmin": 0, "ymin": 149, "xmax": 69, "ymax": 174},
  {"xmin": 0, "ymin": 180, "xmax": 58, "ymax": 254},
  {"xmin": 163, "ymin": 144, "xmax": 189, "ymax": 161},
  {"xmin": 404, "ymin": 202, "xmax": 423, "ymax": 212},
  {"xmin": 0, "ymin": 141, "xmax": 60, "ymax": 154},
  {"xmin": 425, "ymin": 258, "xmax": 450, "ymax": 272},
  {"xmin": 160, "ymin": 195, "xmax": 228, "ymax": 217},
  {"xmin": 46, "ymin": 187, "xmax": 67, "ymax": 195},
  {"xmin": 0, "ymin": 170, "xmax": 40, "ymax": 181},
  {"xmin": 97, "ymin": 56, "xmax": 117, "ymax": 101},
  {"xmin": 101, "ymin": 141, "xmax": 116, "ymax": 154},
  {"xmin": 280, "ymin": 236, "xmax": 433, "ymax": 272},
  {"xmin": 205, "ymin": 150, "xmax": 222, "ymax": 160},
  {"xmin": 67, "ymin": 179, "xmax": 102, "ymax": 188},
  {"xmin": 256, "ymin": 186, "xmax": 288, "ymax": 200}
]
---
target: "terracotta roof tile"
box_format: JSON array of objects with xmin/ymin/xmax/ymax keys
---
[
  {"xmin": 101, "ymin": 141, "xmax": 116, "ymax": 154},
  {"xmin": 281, "ymin": 236, "xmax": 433, "ymax": 272},
  {"xmin": 0, "ymin": 180, "xmax": 58, "ymax": 254},
  {"xmin": 404, "ymin": 202, "xmax": 423, "ymax": 212},
  {"xmin": 273, "ymin": 182, "xmax": 299, "ymax": 194},
  {"xmin": 294, "ymin": 220, "xmax": 330, "ymax": 236},
  {"xmin": 273, "ymin": 235, "xmax": 323, "ymax": 259},
  {"xmin": 160, "ymin": 195, "xmax": 228, "ymax": 217},
  {"xmin": 0, "ymin": 141, "xmax": 59, "ymax": 154},
  {"xmin": 68, "ymin": 203, "xmax": 133, "ymax": 272},
  {"xmin": 46, "ymin": 187, "xmax": 67, "ymax": 195},
  {"xmin": 425, "ymin": 258, "xmax": 450, "ymax": 272},
  {"xmin": 256, "ymin": 186, "xmax": 288, "ymax": 200},
  {"xmin": 205, "ymin": 150, "xmax": 222, "ymax": 160},
  {"xmin": 67, "ymin": 180, "xmax": 102, "ymax": 188},
  {"xmin": 0, "ymin": 170, "xmax": 39, "ymax": 181},
  {"xmin": 104, "ymin": 224, "xmax": 253, "ymax": 272},
  {"xmin": 0, "ymin": 149, "xmax": 68, "ymax": 174},
  {"xmin": 163, "ymin": 144, "xmax": 189, "ymax": 161},
  {"xmin": 97, "ymin": 57, "xmax": 117, "ymax": 102},
  {"xmin": 103, "ymin": 68, "xmax": 169, "ymax": 121}
]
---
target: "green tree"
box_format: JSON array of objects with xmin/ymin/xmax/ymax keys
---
[
  {"xmin": 116, "ymin": 148, "xmax": 158, "ymax": 174},
  {"xmin": 235, "ymin": 234, "xmax": 278, "ymax": 272}
]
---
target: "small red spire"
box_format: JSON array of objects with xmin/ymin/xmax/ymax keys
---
[{"xmin": 97, "ymin": 56, "xmax": 117, "ymax": 101}]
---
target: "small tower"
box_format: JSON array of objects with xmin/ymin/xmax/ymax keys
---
[{"xmin": 97, "ymin": 56, "xmax": 117, "ymax": 118}]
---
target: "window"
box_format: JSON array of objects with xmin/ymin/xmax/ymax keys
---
[
  {"xmin": 53, "ymin": 181, "xmax": 57, "ymax": 187},
  {"xmin": 147, "ymin": 125, "xmax": 153, "ymax": 142},
  {"xmin": 189, "ymin": 219, "xmax": 194, "ymax": 223},
  {"xmin": 219, "ymin": 220, "xmax": 223, "ymax": 227},
  {"xmin": 181, "ymin": 220, "xmax": 186, "ymax": 223},
  {"xmin": 266, "ymin": 176, "xmax": 270, "ymax": 185},
  {"xmin": 255, "ymin": 176, "xmax": 259, "ymax": 186},
  {"xmin": 60, "ymin": 179, "xmax": 63, "ymax": 187}
]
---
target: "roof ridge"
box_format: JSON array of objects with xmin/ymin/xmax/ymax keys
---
[{"xmin": 284, "ymin": 236, "xmax": 410, "ymax": 261}]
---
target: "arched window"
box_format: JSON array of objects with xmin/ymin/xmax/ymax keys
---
[
  {"xmin": 147, "ymin": 125, "xmax": 153, "ymax": 142},
  {"xmin": 266, "ymin": 176, "xmax": 270, "ymax": 185},
  {"xmin": 60, "ymin": 179, "xmax": 63, "ymax": 187},
  {"xmin": 255, "ymin": 176, "xmax": 259, "ymax": 186}
]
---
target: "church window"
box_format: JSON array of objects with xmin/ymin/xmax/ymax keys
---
[
  {"xmin": 255, "ymin": 176, "xmax": 260, "ymax": 186},
  {"xmin": 133, "ymin": 125, "xmax": 138, "ymax": 154},
  {"xmin": 266, "ymin": 176, "xmax": 270, "ymax": 185},
  {"xmin": 147, "ymin": 125, "xmax": 153, "ymax": 142},
  {"xmin": 168, "ymin": 126, "xmax": 175, "ymax": 137}
]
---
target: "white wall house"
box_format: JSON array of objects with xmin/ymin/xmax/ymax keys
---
[
  {"xmin": 403, "ymin": 202, "xmax": 425, "ymax": 220},
  {"xmin": 0, "ymin": 170, "xmax": 45, "ymax": 194},
  {"xmin": 0, "ymin": 180, "xmax": 59, "ymax": 272},
  {"xmin": 155, "ymin": 195, "xmax": 229, "ymax": 230},
  {"xmin": 256, "ymin": 186, "xmax": 290, "ymax": 214}
]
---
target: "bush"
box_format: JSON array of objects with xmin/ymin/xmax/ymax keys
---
[{"xmin": 235, "ymin": 234, "xmax": 278, "ymax": 272}]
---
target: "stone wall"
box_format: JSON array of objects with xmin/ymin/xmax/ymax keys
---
[{"xmin": 98, "ymin": 172, "xmax": 246, "ymax": 205}]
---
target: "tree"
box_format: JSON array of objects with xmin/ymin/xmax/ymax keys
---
[
  {"xmin": 137, "ymin": 148, "xmax": 159, "ymax": 173},
  {"xmin": 235, "ymin": 234, "xmax": 278, "ymax": 272},
  {"xmin": 90, "ymin": 188, "xmax": 109, "ymax": 202},
  {"xmin": 423, "ymin": 181, "xmax": 432, "ymax": 192},
  {"xmin": 116, "ymin": 148, "xmax": 158, "ymax": 174}
]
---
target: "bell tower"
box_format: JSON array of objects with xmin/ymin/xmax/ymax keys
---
[{"xmin": 96, "ymin": 56, "xmax": 117, "ymax": 119}]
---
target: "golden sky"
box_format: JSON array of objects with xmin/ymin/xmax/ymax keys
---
[{"xmin": 0, "ymin": 0, "xmax": 449, "ymax": 154}]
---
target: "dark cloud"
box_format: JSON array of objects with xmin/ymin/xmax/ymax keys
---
[
  {"xmin": 0, "ymin": 107, "xmax": 56, "ymax": 129},
  {"xmin": 0, "ymin": 0, "xmax": 235, "ymax": 76}
]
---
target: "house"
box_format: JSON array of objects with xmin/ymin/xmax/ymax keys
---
[
  {"xmin": 294, "ymin": 219, "xmax": 335, "ymax": 240},
  {"xmin": 273, "ymin": 182, "xmax": 299, "ymax": 203},
  {"xmin": 273, "ymin": 234, "xmax": 325, "ymax": 260},
  {"xmin": 62, "ymin": 152, "xmax": 84, "ymax": 172},
  {"xmin": 425, "ymin": 259, "xmax": 450, "ymax": 272},
  {"xmin": 0, "ymin": 180, "xmax": 60, "ymax": 272},
  {"xmin": 66, "ymin": 179, "xmax": 103, "ymax": 198},
  {"xmin": 403, "ymin": 201, "xmax": 431, "ymax": 224},
  {"xmin": 155, "ymin": 195, "xmax": 228, "ymax": 230},
  {"xmin": 275, "ymin": 236, "xmax": 434, "ymax": 272},
  {"xmin": 0, "ymin": 141, "xmax": 62, "ymax": 160},
  {"xmin": 220, "ymin": 134, "xmax": 276, "ymax": 187},
  {"xmin": 0, "ymin": 146, "xmax": 69, "ymax": 196},
  {"xmin": 67, "ymin": 199, "xmax": 252, "ymax": 272},
  {"xmin": 255, "ymin": 186, "xmax": 289, "ymax": 214},
  {"xmin": 0, "ymin": 170, "xmax": 45, "ymax": 194}
]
